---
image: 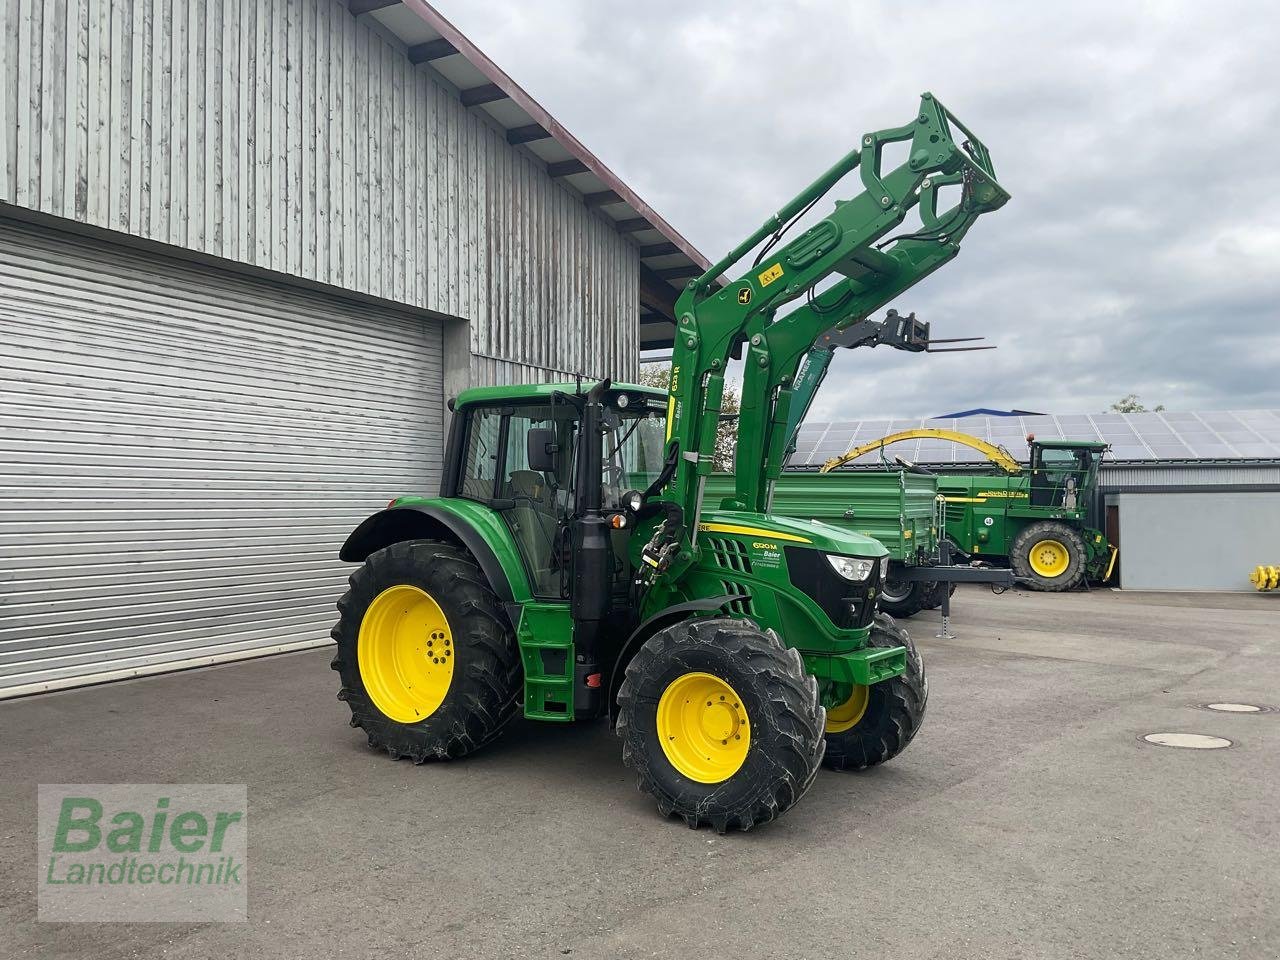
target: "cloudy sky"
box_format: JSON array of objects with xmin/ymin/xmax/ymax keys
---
[{"xmin": 437, "ymin": 1, "xmax": 1280, "ymax": 420}]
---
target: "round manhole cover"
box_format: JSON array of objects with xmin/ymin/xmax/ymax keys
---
[
  {"xmin": 1204, "ymin": 702, "xmax": 1264, "ymax": 713},
  {"xmin": 1142, "ymin": 733, "xmax": 1232, "ymax": 749}
]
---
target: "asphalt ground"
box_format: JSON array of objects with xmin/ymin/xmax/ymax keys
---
[{"xmin": 3, "ymin": 586, "xmax": 1278, "ymax": 959}]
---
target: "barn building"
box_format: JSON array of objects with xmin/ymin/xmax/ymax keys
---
[{"xmin": 0, "ymin": 0, "xmax": 703, "ymax": 696}]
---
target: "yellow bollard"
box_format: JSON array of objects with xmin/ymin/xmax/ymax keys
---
[{"xmin": 1250, "ymin": 565, "xmax": 1280, "ymax": 591}]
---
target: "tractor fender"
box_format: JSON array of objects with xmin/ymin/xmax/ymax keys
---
[
  {"xmin": 607, "ymin": 595, "xmax": 737, "ymax": 724},
  {"xmin": 340, "ymin": 504, "xmax": 517, "ymax": 611}
]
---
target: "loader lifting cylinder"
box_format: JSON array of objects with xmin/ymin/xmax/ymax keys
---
[{"xmin": 330, "ymin": 94, "xmax": 1009, "ymax": 831}]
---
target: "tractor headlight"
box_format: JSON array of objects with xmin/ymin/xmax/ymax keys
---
[
  {"xmin": 879, "ymin": 556, "xmax": 890, "ymax": 580},
  {"xmin": 826, "ymin": 554, "xmax": 875, "ymax": 581}
]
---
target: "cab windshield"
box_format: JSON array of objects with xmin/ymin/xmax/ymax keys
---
[
  {"xmin": 1029, "ymin": 445, "xmax": 1099, "ymax": 508},
  {"xmin": 602, "ymin": 403, "xmax": 667, "ymax": 510}
]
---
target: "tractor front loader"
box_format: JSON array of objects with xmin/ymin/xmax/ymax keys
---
[{"xmin": 330, "ymin": 94, "xmax": 1009, "ymax": 831}]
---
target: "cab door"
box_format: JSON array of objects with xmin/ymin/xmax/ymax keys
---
[{"xmin": 455, "ymin": 403, "xmax": 579, "ymax": 597}]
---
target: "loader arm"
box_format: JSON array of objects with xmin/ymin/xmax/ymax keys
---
[
  {"xmin": 658, "ymin": 93, "xmax": 1009, "ymax": 540},
  {"xmin": 779, "ymin": 309, "xmax": 989, "ymax": 460}
]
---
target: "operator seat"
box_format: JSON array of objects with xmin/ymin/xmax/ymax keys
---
[{"xmin": 504, "ymin": 470, "xmax": 563, "ymax": 597}]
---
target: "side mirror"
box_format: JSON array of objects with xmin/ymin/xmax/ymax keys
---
[{"xmin": 526, "ymin": 428, "xmax": 557, "ymax": 473}]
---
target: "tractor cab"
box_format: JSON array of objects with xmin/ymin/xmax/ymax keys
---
[
  {"xmin": 1026, "ymin": 438, "xmax": 1109, "ymax": 510},
  {"xmin": 445, "ymin": 382, "xmax": 668, "ymax": 599}
]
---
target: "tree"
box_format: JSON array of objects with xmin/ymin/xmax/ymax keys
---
[
  {"xmin": 637, "ymin": 363, "xmax": 741, "ymax": 472},
  {"xmin": 1108, "ymin": 394, "xmax": 1165, "ymax": 413}
]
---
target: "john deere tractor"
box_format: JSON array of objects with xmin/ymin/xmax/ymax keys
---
[{"xmin": 330, "ymin": 94, "xmax": 1008, "ymax": 831}]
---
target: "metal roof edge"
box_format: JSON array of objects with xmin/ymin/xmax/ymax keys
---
[{"xmin": 399, "ymin": 0, "xmax": 711, "ymax": 276}]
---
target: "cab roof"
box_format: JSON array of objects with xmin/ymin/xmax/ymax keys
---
[
  {"xmin": 1031, "ymin": 438, "xmax": 1111, "ymax": 450},
  {"xmin": 453, "ymin": 381, "xmax": 667, "ymax": 409}
]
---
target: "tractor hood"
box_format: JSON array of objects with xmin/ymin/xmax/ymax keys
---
[{"xmin": 697, "ymin": 511, "xmax": 887, "ymax": 558}]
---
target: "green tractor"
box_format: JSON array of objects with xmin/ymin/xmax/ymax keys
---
[
  {"xmin": 330, "ymin": 94, "xmax": 1008, "ymax": 830},
  {"xmin": 822, "ymin": 429, "xmax": 1115, "ymax": 591}
]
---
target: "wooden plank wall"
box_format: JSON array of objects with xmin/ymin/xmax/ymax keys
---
[{"xmin": 0, "ymin": 0, "xmax": 639, "ymax": 382}]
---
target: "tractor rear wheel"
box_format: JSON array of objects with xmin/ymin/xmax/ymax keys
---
[
  {"xmin": 331, "ymin": 539, "xmax": 521, "ymax": 761},
  {"xmin": 822, "ymin": 613, "xmax": 928, "ymax": 771},
  {"xmin": 1010, "ymin": 520, "xmax": 1086, "ymax": 591},
  {"xmin": 878, "ymin": 571, "xmax": 930, "ymax": 618},
  {"xmin": 616, "ymin": 617, "xmax": 826, "ymax": 832}
]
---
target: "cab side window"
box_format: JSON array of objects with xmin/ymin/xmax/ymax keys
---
[{"xmin": 460, "ymin": 408, "xmax": 501, "ymax": 502}]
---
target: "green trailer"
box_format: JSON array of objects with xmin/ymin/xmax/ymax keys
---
[{"xmin": 707, "ymin": 468, "xmax": 1011, "ymax": 617}]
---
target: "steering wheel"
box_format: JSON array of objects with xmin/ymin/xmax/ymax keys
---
[{"xmin": 604, "ymin": 462, "xmax": 626, "ymax": 488}]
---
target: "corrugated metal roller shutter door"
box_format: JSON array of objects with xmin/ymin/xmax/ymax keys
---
[{"xmin": 0, "ymin": 219, "xmax": 444, "ymax": 697}]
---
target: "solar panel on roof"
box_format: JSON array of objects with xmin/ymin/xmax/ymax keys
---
[
  {"xmin": 1126, "ymin": 412, "xmax": 1164, "ymax": 426},
  {"xmin": 1147, "ymin": 443, "xmax": 1193, "ymax": 457},
  {"xmin": 1231, "ymin": 443, "xmax": 1277, "ymax": 457},
  {"xmin": 1110, "ymin": 445, "xmax": 1149, "ymax": 458},
  {"xmin": 784, "ymin": 410, "xmax": 1280, "ymax": 465}
]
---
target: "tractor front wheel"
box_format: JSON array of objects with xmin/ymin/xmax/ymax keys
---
[
  {"xmin": 331, "ymin": 539, "xmax": 521, "ymax": 761},
  {"xmin": 616, "ymin": 618, "xmax": 826, "ymax": 832},
  {"xmin": 1010, "ymin": 521, "xmax": 1087, "ymax": 591},
  {"xmin": 823, "ymin": 613, "xmax": 928, "ymax": 771}
]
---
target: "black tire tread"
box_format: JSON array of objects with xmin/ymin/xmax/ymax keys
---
[
  {"xmin": 823, "ymin": 612, "xmax": 928, "ymax": 771},
  {"xmin": 1010, "ymin": 520, "xmax": 1087, "ymax": 592},
  {"xmin": 878, "ymin": 575, "xmax": 930, "ymax": 618},
  {"xmin": 616, "ymin": 617, "xmax": 825, "ymax": 833},
  {"xmin": 921, "ymin": 580, "xmax": 956, "ymax": 611},
  {"xmin": 330, "ymin": 539, "xmax": 521, "ymax": 762}
]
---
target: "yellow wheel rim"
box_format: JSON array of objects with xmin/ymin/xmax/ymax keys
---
[
  {"xmin": 656, "ymin": 672, "xmax": 750, "ymax": 783},
  {"xmin": 825, "ymin": 684, "xmax": 869, "ymax": 734},
  {"xmin": 358, "ymin": 584, "xmax": 455, "ymax": 724},
  {"xmin": 1029, "ymin": 539, "xmax": 1070, "ymax": 577}
]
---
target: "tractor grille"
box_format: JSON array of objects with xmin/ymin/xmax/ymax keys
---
[
  {"xmin": 703, "ymin": 537, "xmax": 753, "ymax": 574},
  {"xmin": 783, "ymin": 546, "xmax": 880, "ymax": 630},
  {"xmin": 944, "ymin": 502, "xmax": 968, "ymax": 525},
  {"xmin": 719, "ymin": 580, "xmax": 756, "ymax": 617}
]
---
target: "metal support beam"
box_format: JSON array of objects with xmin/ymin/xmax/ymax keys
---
[
  {"xmin": 349, "ymin": 0, "xmax": 399, "ymax": 15},
  {"xmin": 638, "ymin": 241, "xmax": 679, "ymax": 258},
  {"xmin": 507, "ymin": 123, "xmax": 550, "ymax": 145},
  {"xmin": 613, "ymin": 217, "xmax": 651, "ymax": 234},
  {"xmin": 641, "ymin": 330, "xmax": 677, "ymax": 352},
  {"xmin": 654, "ymin": 265, "xmax": 700, "ymax": 281},
  {"xmin": 459, "ymin": 83, "xmax": 507, "ymax": 107},
  {"xmin": 583, "ymin": 190, "xmax": 622, "ymax": 208},
  {"xmin": 407, "ymin": 38, "xmax": 457, "ymax": 63},
  {"xmin": 546, "ymin": 159, "xmax": 588, "ymax": 178},
  {"xmin": 639, "ymin": 265, "xmax": 678, "ymax": 319}
]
